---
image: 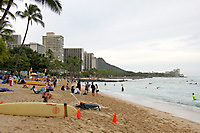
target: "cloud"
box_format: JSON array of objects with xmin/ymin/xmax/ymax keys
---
[{"xmin": 10, "ymin": 0, "xmax": 200, "ymax": 76}]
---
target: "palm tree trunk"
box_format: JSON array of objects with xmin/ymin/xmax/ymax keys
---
[
  {"xmin": 14, "ymin": 19, "xmax": 30, "ymax": 72},
  {"xmin": 0, "ymin": 0, "xmax": 13, "ymax": 26}
]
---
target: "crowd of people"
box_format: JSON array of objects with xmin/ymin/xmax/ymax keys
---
[
  {"xmin": 64, "ymin": 80, "xmax": 99, "ymax": 96},
  {"xmin": 27, "ymin": 78, "xmax": 101, "ymax": 103},
  {"xmin": 1, "ymin": 73, "xmax": 102, "ymax": 102}
]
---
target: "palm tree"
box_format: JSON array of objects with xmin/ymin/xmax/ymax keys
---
[
  {"xmin": 15, "ymin": 3, "xmax": 45, "ymax": 72},
  {"xmin": 16, "ymin": 3, "xmax": 45, "ymax": 46},
  {"xmin": 0, "ymin": 0, "xmax": 62, "ymax": 26},
  {"xmin": 0, "ymin": 20, "xmax": 15, "ymax": 42},
  {"xmin": 0, "ymin": 0, "xmax": 16, "ymax": 20}
]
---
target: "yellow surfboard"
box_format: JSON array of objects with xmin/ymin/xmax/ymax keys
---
[
  {"xmin": 25, "ymin": 81, "xmax": 46, "ymax": 86},
  {"xmin": 0, "ymin": 102, "xmax": 77, "ymax": 117}
]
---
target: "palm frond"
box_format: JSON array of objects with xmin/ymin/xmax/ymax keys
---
[
  {"xmin": 32, "ymin": 13, "xmax": 43, "ymax": 20},
  {"xmin": 32, "ymin": 17, "xmax": 45, "ymax": 27},
  {"xmin": 34, "ymin": 0, "xmax": 62, "ymax": 14},
  {"xmin": 0, "ymin": 28, "xmax": 14, "ymax": 34},
  {"xmin": 0, "ymin": 7, "xmax": 16, "ymax": 20}
]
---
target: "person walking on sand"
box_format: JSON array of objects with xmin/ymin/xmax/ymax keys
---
[
  {"xmin": 91, "ymin": 82, "xmax": 96, "ymax": 96},
  {"xmin": 121, "ymin": 84, "xmax": 124, "ymax": 92}
]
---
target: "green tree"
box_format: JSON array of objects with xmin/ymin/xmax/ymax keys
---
[
  {"xmin": 0, "ymin": 20, "xmax": 15, "ymax": 42},
  {"xmin": 46, "ymin": 49, "xmax": 54, "ymax": 61},
  {"xmin": 1, "ymin": 46, "xmax": 49, "ymax": 72},
  {"xmin": 64, "ymin": 56, "xmax": 82, "ymax": 77},
  {"xmin": 0, "ymin": 38, "xmax": 8, "ymax": 63},
  {"xmin": 50, "ymin": 59, "xmax": 63, "ymax": 75}
]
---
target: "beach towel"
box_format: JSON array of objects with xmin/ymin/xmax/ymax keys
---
[
  {"xmin": 2, "ymin": 79, "xmax": 8, "ymax": 84},
  {"xmin": 0, "ymin": 88, "xmax": 14, "ymax": 92}
]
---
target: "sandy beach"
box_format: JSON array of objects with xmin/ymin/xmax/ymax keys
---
[{"xmin": 0, "ymin": 80, "xmax": 200, "ymax": 133}]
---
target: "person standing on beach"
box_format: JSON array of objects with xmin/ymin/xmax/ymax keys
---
[
  {"xmin": 95, "ymin": 84, "xmax": 99, "ymax": 95},
  {"xmin": 71, "ymin": 80, "xmax": 75, "ymax": 93},
  {"xmin": 77, "ymin": 80, "xmax": 81, "ymax": 91},
  {"xmin": 91, "ymin": 82, "xmax": 96, "ymax": 96},
  {"xmin": 85, "ymin": 82, "xmax": 89, "ymax": 93},
  {"xmin": 121, "ymin": 84, "xmax": 124, "ymax": 92},
  {"xmin": 53, "ymin": 78, "xmax": 57, "ymax": 88}
]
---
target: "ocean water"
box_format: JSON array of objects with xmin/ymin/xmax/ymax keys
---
[{"xmin": 97, "ymin": 77, "xmax": 200, "ymax": 123}]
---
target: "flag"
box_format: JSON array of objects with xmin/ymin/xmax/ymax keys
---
[{"xmin": 30, "ymin": 67, "xmax": 32, "ymax": 72}]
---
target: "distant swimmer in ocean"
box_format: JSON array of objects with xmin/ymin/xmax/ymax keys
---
[
  {"xmin": 192, "ymin": 93, "xmax": 196, "ymax": 100},
  {"xmin": 121, "ymin": 84, "xmax": 124, "ymax": 92}
]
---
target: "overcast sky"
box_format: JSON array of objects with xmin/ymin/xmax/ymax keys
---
[{"xmin": 10, "ymin": 0, "xmax": 200, "ymax": 76}]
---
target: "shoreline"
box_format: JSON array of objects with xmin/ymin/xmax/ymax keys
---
[
  {"xmin": 0, "ymin": 81, "xmax": 200, "ymax": 132},
  {"xmin": 102, "ymin": 90, "xmax": 200, "ymax": 123}
]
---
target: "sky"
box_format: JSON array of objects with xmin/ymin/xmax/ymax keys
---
[{"xmin": 9, "ymin": 0, "xmax": 200, "ymax": 76}]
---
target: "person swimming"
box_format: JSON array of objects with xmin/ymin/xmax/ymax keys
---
[{"xmin": 192, "ymin": 93, "xmax": 196, "ymax": 100}]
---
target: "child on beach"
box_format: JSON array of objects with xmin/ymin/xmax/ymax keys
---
[
  {"xmin": 31, "ymin": 86, "xmax": 46, "ymax": 94},
  {"xmin": 74, "ymin": 87, "xmax": 80, "ymax": 94},
  {"xmin": 31, "ymin": 85, "xmax": 39, "ymax": 94},
  {"xmin": 43, "ymin": 89, "xmax": 52, "ymax": 102},
  {"xmin": 61, "ymin": 85, "xmax": 66, "ymax": 91},
  {"xmin": 66, "ymin": 82, "xmax": 70, "ymax": 90},
  {"xmin": 23, "ymin": 82, "xmax": 28, "ymax": 88}
]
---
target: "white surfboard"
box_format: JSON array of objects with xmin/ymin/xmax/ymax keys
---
[{"xmin": 0, "ymin": 102, "xmax": 77, "ymax": 117}]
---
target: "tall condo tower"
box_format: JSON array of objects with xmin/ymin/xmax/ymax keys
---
[
  {"xmin": 64, "ymin": 48, "xmax": 84, "ymax": 71},
  {"xmin": 42, "ymin": 32, "xmax": 64, "ymax": 61},
  {"xmin": 84, "ymin": 52, "xmax": 97, "ymax": 70},
  {"xmin": 7, "ymin": 34, "xmax": 21, "ymax": 48}
]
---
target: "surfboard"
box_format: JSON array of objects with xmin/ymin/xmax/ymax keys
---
[
  {"xmin": 25, "ymin": 81, "xmax": 46, "ymax": 86},
  {"xmin": 0, "ymin": 102, "xmax": 77, "ymax": 117}
]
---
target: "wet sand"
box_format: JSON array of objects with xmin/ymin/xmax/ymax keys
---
[{"xmin": 0, "ymin": 80, "xmax": 200, "ymax": 133}]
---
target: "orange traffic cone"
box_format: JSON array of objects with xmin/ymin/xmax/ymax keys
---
[
  {"xmin": 76, "ymin": 108, "xmax": 81, "ymax": 119},
  {"xmin": 112, "ymin": 112, "xmax": 117, "ymax": 123}
]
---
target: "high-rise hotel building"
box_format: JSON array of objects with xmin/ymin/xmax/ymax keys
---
[
  {"xmin": 84, "ymin": 52, "xmax": 97, "ymax": 70},
  {"xmin": 24, "ymin": 42, "xmax": 45, "ymax": 55},
  {"xmin": 42, "ymin": 32, "xmax": 64, "ymax": 61},
  {"xmin": 64, "ymin": 48, "xmax": 84, "ymax": 71},
  {"xmin": 7, "ymin": 34, "xmax": 21, "ymax": 48}
]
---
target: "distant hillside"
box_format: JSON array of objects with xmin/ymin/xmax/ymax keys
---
[{"xmin": 96, "ymin": 58, "xmax": 126, "ymax": 73}]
